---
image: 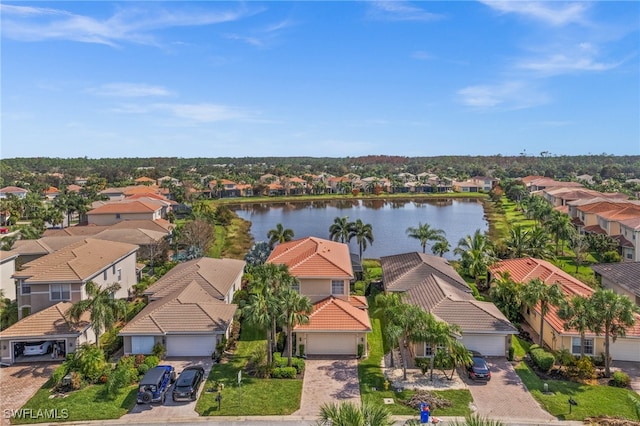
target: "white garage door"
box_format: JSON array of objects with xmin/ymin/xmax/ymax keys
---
[
  {"xmin": 461, "ymin": 334, "xmax": 507, "ymax": 357},
  {"xmin": 166, "ymin": 335, "xmax": 216, "ymax": 357},
  {"xmin": 610, "ymin": 338, "xmax": 640, "ymax": 362},
  {"xmin": 132, "ymin": 336, "xmax": 155, "ymax": 354},
  {"xmin": 306, "ymin": 333, "xmax": 355, "ymax": 355}
]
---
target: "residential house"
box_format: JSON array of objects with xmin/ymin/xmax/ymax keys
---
[
  {"xmin": 135, "ymin": 177, "xmax": 156, "ymax": 186},
  {"xmin": 521, "ymin": 176, "xmax": 584, "ymax": 192},
  {"xmin": 0, "ymin": 302, "xmax": 93, "ymax": 364},
  {"xmin": 0, "ymin": 251, "xmax": 18, "ymax": 301},
  {"xmin": 618, "ymin": 218, "xmax": 640, "ymax": 262},
  {"xmin": 591, "ymin": 262, "xmax": 640, "ymax": 306},
  {"xmin": 469, "ymin": 176, "xmax": 498, "ymax": 191},
  {"xmin": 209, "ymin": 179, "xmax": 241, "ymax": 198},
  {"xmin": 380, "ymin": 252, "xmax": 517, "ymax": 358},
  {"xmin": 489, "ymin": 257, "xmax": 640, "ymax": 362},
  {"xmin": 119, "ymin": 257, "xmax": 244, "ymax": 356},
  {"xmin": 267, "ymin": 237, "xmax": 372, "ymax": 356},
  {"xmin": 43, "ymin": 186, "xmax": 60, "ymax": 200},
  {"xmin": 13, "ymin": 238, "xmax": 139, "ymax": 320},
  {"xmin": 0, "ymin": 186, "xmax": 28, "ymax": 199},
  {"xmin": 87, "ymin": 201, "xmax": 164, "ymax": 226}
]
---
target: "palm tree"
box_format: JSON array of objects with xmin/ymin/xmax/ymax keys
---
[
  {"xmin": 349, "ymin": 219, "xmax": 374, "ymax": 261},
  {"xmin": 412, "ymin": 315, "xmax": 461, "ymax": 381},
  {"xmin": 454, "ymin": 229, "xmax": 495, "ymax": 288},
  {"xmin": 243, "ymin": 291, "xmax": 273, "ymax": 364},
  {"xmin": 489, "ymin": 271, "xmax": 522, "ymax": 323},
  {"xmin": 547, "ymin": 211, "xmax": 573, "ymax": 256},
  {"xmin": 316, "ymin": 401, "xmax": 393, "ymax": 426},
  {"xmin": 520, "ymin": 278, "xmax": 564, "ymax": 347},
  {"xmin": 374, "ymin": 292, "xmax": 404, "ymax": 368},
  {"xmin": 431, "ymin": 238, "xmax": 450, "ymax": 257},
  {"xmin": 589, "ymin": 289, "xmax": 639, "ymax": 377},
  {"xmin": 505, "ymin": 225, "xmax": 530, "ymax": 258},
  {"xmin": 67, "ymin": 281, "xmax": 126, "ymax": 349},
  {"xmin": 569, "ymin": 233, "xmax": 589, "ymax": 273},
  {"xmin": 279, "ymin": 287, "xmax": 312, "ymax": 367},
  {"xmin": 557, "ymin": 295, "xmax": 595, "ymax": 358},
  {"xmin": 267, "ymin": 223, "xmax": 294, "ymax": 249},
  {"xmin": 329, "ymin": 216, "xmax": 352, "ymax": 243},
  {"xmin": 405, "ymin": 222, "xmax": 446, "ymax": 254}
]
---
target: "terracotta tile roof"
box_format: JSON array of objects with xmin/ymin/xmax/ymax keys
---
[
  {"xmin": 489, "ymin": 258, "xmax": 640, "ymax": 338},
  {"xmin": 268, "ymin": 237, "xmax": 353, "ymax": 279},
  {"xmin": 591, "ymin": 262, "xmax": 640, "ymax": 298},
  {"xmin": 380, "ymin": 252, "xmax": 470, "ymax": 294},
  {"xmin": 294, "ymin": 296, "xmax": 371, "ymax": 332},
  {"xmin": 597, "ymin": 206, "xmax": 640, "ymax": 221},
  {"xmin": 145, "ymin": 257, "xmax": 245, "ymax": 301},
  {"xmin": 110, "ymin": 219, "xmax": 174, "ymax": 233},
  {"xmin": 0, "ymin": 251, "xmax": 18, "ymax": 262},
  {"xmin": 0, "ymin": 186, "xmax": 29, "ymax": 194},
  {"xmin": 123, "ymin": 185, "xmax": 162, "ymax": 196},
  {"xmin": 88, "ymin": 200, "xmax": 162, "ymax": 215},
  {"xmin": 67, "ymin": 184, "xmax": 82, "ymax": 192},
  {"xmin": 43, "ymin": 225, "xmax": 109, "ymax": 237},
  {"xmin": 44, "ymin": 186, "xmax": 59, "ymax": 195},
  {"xmin": 93, "ymin": 228, "xmax": 167, "ymax": 245},
  {"xmin": 0, "ymin": 302, "xmax": 90, "ymax": 339},
  {"xmin": 135, "ymin": 177, "xmax": 156, "ymax": 183},
  {"xmin": 13, "ymin": 238, "xmax": 138, "ymax": 283},
  {"xmin": 583, "ymin": 224, "xmax": 606, "ymax": 234},
  {"xmin": 10, "ymin": 239, "xmax": 57, "ymax": 256},
  {"xmin": 119, "ymin": 282, "xmax": 237, "ymax": 335},
  {"xmin": 619, "ymin": 217, "xmax": 640, "ymax": 230},
  {"xmin": 127, "ymin": 193, "xmax": 173, "ymax": 203}
]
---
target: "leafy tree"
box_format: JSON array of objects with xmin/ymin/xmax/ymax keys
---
[
  {"xmin": 244, "ymin": 241, "xmax": 272, "ymax": 266},
  {"xmin": 329, "ymin": 216, "xmax": 352, "ymax": 243},
  {"xmin": 67, "ymin": 282, "xmax": 126, "ymax": 348},
  {"xmin": 316, "ymin": 401, "xmax": 393, "ymax": 426},
  {"xmin": 411, "ymin": 314, "xmax": 461, "ymax": 381},
  {"xmin": 520, "ymin": 278, "xmax": 564, "ymax": 347},
  {"xmin": 349, "ymin": 219, "xmax": 374, "ymax": 261},
  {"xmin": 431, "ymin": 238, "xmax": 450, "ymax": 257},
  {"xmin": 179, "ymin": 218, "xmax": 214, "ymax": 256},
  {"xmin": 405, "ymin": 222, "xmax": 446, "ymax": 254},
  {"xmin": 589, "ymin": 289, "xmax": 639, "ymax": 377},
  {"xmin": 267, "ymin": 223, "xmax": 295, "ymax": 249},
  {"xmin": 0, "ymin": 292, "xmax": 18, "ymax": 330},
  {"xmin": 569, "ymin": 233, "xmax": 590, "ymax": 273},
  {"xmin": 547, "ymin": 211, "xmax": 573, "ymax": 256}
]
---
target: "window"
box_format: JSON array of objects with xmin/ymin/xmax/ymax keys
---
[
  {"xmin": 103, "ymin": 270, "xmax": 108, "ymax": 280},
  {"xmin": 291, "ymin": 283, "xmax": 300, "ymax": 293},
  {"xmin": 50, "ymin": 284, "xmax": 71, "ymax": 301},
  {"xmin": 116, "ymin": 213, "xmax": 121, "ymax": 219},
  {"xmin": 21, "ymin": 284, "xmax": 31, "ymax": 295},
  {"xmin": 424, "ymin": 343, "xmax": 446, "ymax": 357},
  {"xmin": 571, "ymin": 337, "xmax": 594, "ymax": 356},
  {"xmin": 117, "ymin": 268, "xmax": 122, "ymax": 281},
  {"xmin": 112, "ymin": 265, "xmax": 116, "ymax": 274},
  {"xmin": 331, "ymin": 280, "xmax": 344, "ymax": 295}
]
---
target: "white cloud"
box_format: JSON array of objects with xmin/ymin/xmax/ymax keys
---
[
  {"xmin": 224, "ymin": 33, "xmax": 264, "ymax": 47},
  {"xmin": 89, "ymin": 83, "xmax": 173, "ymax": 97},
  {"xmin": 516, "ymin": 43, "xmax": 625, "ymax": 75},
  {"xmin": 479, "ymin": 1, "xmax": 589, "ymax": 26},
  {"xmin": 154, "ymin": 103, "xmax": 252, "ymax": 123},
  {"xmin": 0, "ymin": 3, "xmax": 257, "ymax": 47},
  {"xmin": 457, "ymin": 81, "xmax": 549, "ymax": 110},
  {"xmin": 367, "ymin": 1, "xmax": 443, "ymax": 22}
]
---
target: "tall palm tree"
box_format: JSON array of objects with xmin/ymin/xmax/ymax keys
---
[
  {"xmin": 279, "ymin": 287, "xmax": 312, "ymax": 367},
  {"xmin": 569, "ymin": 233, "xmax": 589, "ymax": 273},
  {"xmin": 412, "ymin": 315, "xmax": 461, "ymax": 381},
  {"xmin": 454, "ymin": 229, "xmax": 495, "ymax": 288},
  {"xmin": 557, "ymin": 295, "xmax": 595, "ymax": 358},
  {"xmin": 505, "ymin": 225, "xmax": 530, "ymax": 258},
  {"xmin": 547, "ymin": 211, "xmax": 573, "ymax": 256},
  {"xmin": 243, "ymin": 291, "xmax": 273, "ymax": 363},
  {"xmin": 349, "ymin": 219, "xmax": 374, "ymax": 261},
  {"xmin": 589, "ymin": 289, "xmax": 639, "ymax": 377},
  {"xmin": 267, "ymin": 223, "xmax": 294, "ymax": 249},
  {"xmin": 374, "ymin": 292, "xmax": 404, "ymax": 368},
  {"xmin": 329, "ymin": 216, "xmax": 352, "ymax": 243},
  {"xmin": 67, "ymin": 281, "xmax": 126, "ymax": 349},
  {"xmin": 316, "ymin": 401, "xmax": 393, "ymax": 426},
  {"xmin": 405, "ymin": 222, "xmax": 446, "ymax": 254},
  {"xmin": 520, "ymin": 278, "xmax": 564, "ymax": 347}
]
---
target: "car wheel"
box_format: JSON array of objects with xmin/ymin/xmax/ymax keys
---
[
  {"xmin": 141, "ymin": 391, "xmax": 153, "ymax": 404},
  {"xmin": 192, "ymin": 391, "xmax": 197, "ymax": 401}
]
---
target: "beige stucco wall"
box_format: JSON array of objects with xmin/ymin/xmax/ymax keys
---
[
  {"xmin": 299, "ymin": 278, "xmax": 349, "ymax": 303},
  {"xmin": 88, "ymin": 211, "xmax": 159, "ymax": 226},
  {"xmin": 122, "ymin": 335, "xmax": 163, "ymax": 355},
  {"xmin": 0, "ymin": 257, "xmax": 17, "ymax": 301}
]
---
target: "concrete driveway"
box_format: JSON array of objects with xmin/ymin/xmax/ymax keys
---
[
  {"xmin": 0, "ymin": 362, "xmax": 57, "ymax": 426},
  {"xmin": 120, "ymin": 357, "xmax": 213, "ymax": 420},
  {"xmin": 612, "ymin": 361, "xmax": 640, "ymax": 394},
  {"xmin": 293, "ymin": 356, "xmax": 360, "ymax": 417},
  {"xmin": 465, "ymin": 357, "xmax": 556, "ymax": 422}
]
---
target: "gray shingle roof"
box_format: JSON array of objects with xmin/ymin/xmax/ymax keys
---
[{"xmin": 591, "ymin": 262, "xmax": 640, "ymax": 298}]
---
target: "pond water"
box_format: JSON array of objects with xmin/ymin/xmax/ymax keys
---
[{"xmin": 231, "ymin": 198, "xmax": 488, "ymax": 260}]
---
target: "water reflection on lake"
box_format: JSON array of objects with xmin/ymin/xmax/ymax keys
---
[{"xmin": 230, "ymin": 198, "xmax": 488, "ymax": 260}]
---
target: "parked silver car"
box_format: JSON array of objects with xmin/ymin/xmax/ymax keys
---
[{"xmin": 23, "ymin": 341, "xmax": 53, "ymax": 356}]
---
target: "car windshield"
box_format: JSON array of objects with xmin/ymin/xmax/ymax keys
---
[
  {"xmin": 176, "ymin": 371, "xmax": 196, "ymax": 386},
  {"xmin": 473, "ymin": 358, "xmax": 488, "ymax": 370},
  {"xmin": 26, "ymin": 341, "xmax": 44, "ymax": 346}
]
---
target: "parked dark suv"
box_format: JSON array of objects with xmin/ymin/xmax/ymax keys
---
[
  {"xmin": 172, "ymin": 366, "xmax": 205, "ymax": 402},
  {"xmin": 466, "ymin": 350, "xmax": 491, "ymax": 381},
  {"xmin": 137, "ymin": 365, "xmax": 176, "ymax": 404}
]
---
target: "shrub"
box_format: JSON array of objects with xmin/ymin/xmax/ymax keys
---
[
  {"xmin": 273, "ymin": 353, "xmax": 305, "ymax": 373},
  {"xmin": 143, "ymin": 355, "xmax": 159, "ymax": 368},
  {"xmin": 151, "ymin": 342, "xmax": 166, "ymax": 359},
  {"xmin": 51, "ymin": 364, "xmax": 69, "ymax": 387},
  {"xmin": 134, "ymin": 354, "xmax": 146, "ymax": 367},
  {"xmin": 271, "ymin": 367, "xmax": 296, "ymax": 379},
  {"xmin": 601, "ymin": 251, "xmax": 621, "ymax": 263},
  {"xmin": 137, "ymin": 363, "xmax": 150, "ymax": 376},
  {"xmin": 576, "ymin": 356, "xmax": 595, "ymax": 380},
  {"xmin": 508, "ymin": 346, "xmax": 515, "ymax": 361},
  {"xmin": 357, "ymin": 343, "xmax": 364, "ymax": 358},
  {"xmin": 106, "ymin": 361, "xmax": 134, "ymax": 397},
  {"xmin": 414, "ymin": 358, "xmax": 430, "ymax": 375},
  {"xmin": 353, "ymin": 281, "xmax": 366, "ymax": 296},
  {"xmin": 530, "ymin": 347, "xmax": 554, "ymax": 373},
  {"xmin": 298, "ymin": 344, "xmax": 305, "ymax": 358},
  {"xmin": 70, "ymin": 371, "xmax": 83, "ymax": 390},
  {"xmin": 611, "ymin": 371, "xmax": 631, "ymax": 388}
]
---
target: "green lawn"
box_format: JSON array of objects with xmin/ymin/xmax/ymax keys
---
[
  {"xmin": 196, "ymin": 326, "xmax": 303, "ymax": 416},
  {"xmin": 514, "ymin": 360, "xmax": 638, "ymax": 421},
  {"xmin": 359, "ymin": 302, "xmax": 472, "ymax": 417},
  {"xmin": 12, "ymin": 383, "xmax": 137, "ymax": 424}
]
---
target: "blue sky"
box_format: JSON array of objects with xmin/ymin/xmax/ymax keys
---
[{"xmin": 2, "ymin": 1, "xmax": 639, "ymax": 159}]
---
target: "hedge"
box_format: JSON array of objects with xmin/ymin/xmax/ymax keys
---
[
  {"xmin": 530, "ymin": 347, "xmax": 554, "ymax": 372},
  {"xmin": 271, "ymin": 367, "xmax": 297, "ymax": 379}
]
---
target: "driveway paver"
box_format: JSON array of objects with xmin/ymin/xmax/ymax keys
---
[
  {"xmin": 465, "ymin": 357, "xmax": 555, "ymax": 422},
  {"xmin": 120, "ymin": 357, "xmax": 213, "ymax": 420},
  {"xmin": 0, "ymin": 362, "xmax": 57, "ymax": 426},
  {"xmin": 294, "ymin": 356, "xmax": 360, "ymax": 417}
]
